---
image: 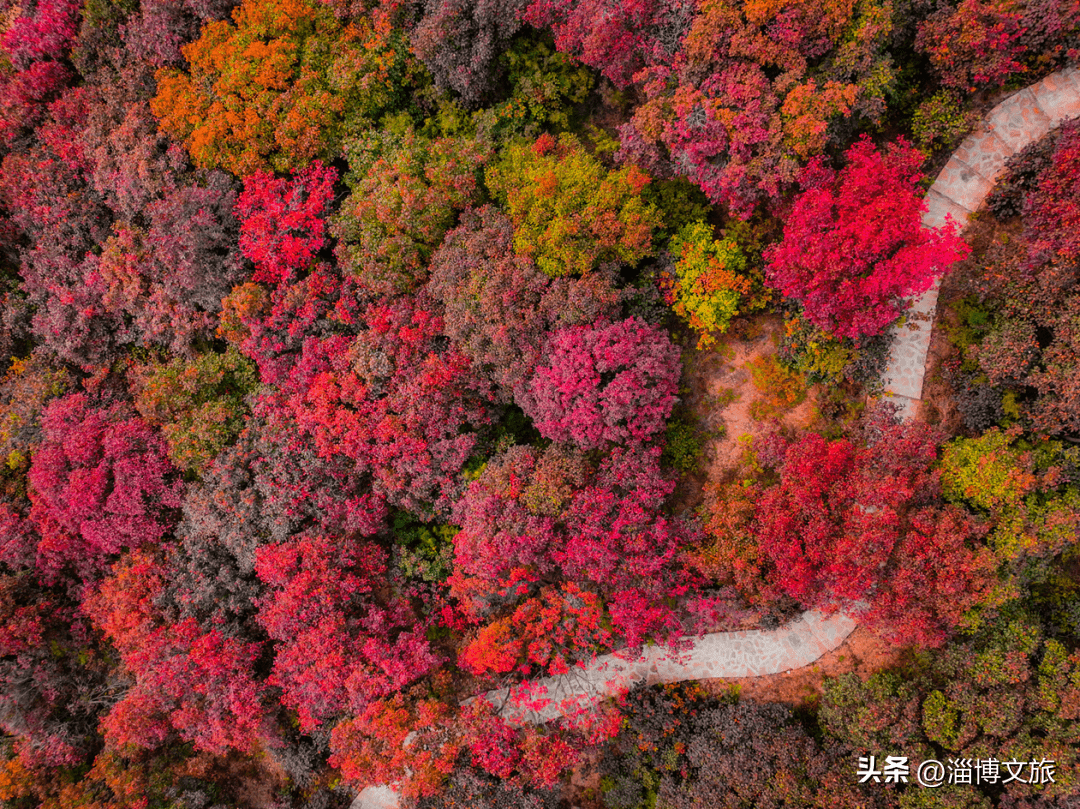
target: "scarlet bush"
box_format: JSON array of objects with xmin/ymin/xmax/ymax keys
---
[
  {"xmin": 765, "ymin": 137, "xmax": 971, "ymax": 338},
  {"xmin": 236, "ymin": 160, "xmax": 338, "ymax": 287},
  {"xmin": 84, "ymin": 550, "xmax": 267, "ymax": 754},
  {"xmin": 256, "ymin": 531, "xmax": 440, "ymax": 731},
  {"xmin": 451, "ymin": 443, "xmax": 691, "ymax": 649},
  {"xmin": 27, "ymin": 394, "xmax": 183, "ymax": 580},
  {"xmin": 916, "ymin": 0, "xmax": 1026, "ymax": 92},
  {"xmin": 276, "ymin": 295, "xmax": 496, "ymax": 515},
  {"xmin": 752, "ymin": 417, "xmax": 998, "ymax": 646}
]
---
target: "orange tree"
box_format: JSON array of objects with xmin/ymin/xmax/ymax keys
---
[{"xmin": 151, "ymin": 0, "xmax": 422, "ymax": 175}]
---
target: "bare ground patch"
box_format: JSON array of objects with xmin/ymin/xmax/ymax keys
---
[{"xmin": 673, "ymin": 313, "xmax": 819, "ymax": 513}]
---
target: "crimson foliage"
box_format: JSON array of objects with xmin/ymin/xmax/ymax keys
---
[
  {"xmin": 27, "ymin": 393, "xmax": 182, "ymax": 581},
  {"xmin": 255, "ymin": 530, "xmax": 439, "ymax": 731},
  {"xmin": 518, "ymin": 316, "xmax": 680, "ymax": 450},
  {"xmin": 765, "ymin": 137, "xmax": 970, "ymax": 338},
  {"xmin": 585, "ymin": 0, "xmax": 897, "ymax": 216},
  {"xmin": 274, "ymin": 294, "xmax": 496, "ymax": 516},
  {"xmin": 972, "ymin": 119, "xmax": 1080, "ymax": 435},
  {"xmin": 84, "ymin": 550, "xmax": 268, "ymax": 754},
  {"xmin": 752, "ymin": 416, "xmax": 998, "ymax": 647},
  {"xmin": 236, "ymin": 160, "xmax": 337, "ymax": 287},
  {"xmin": 451, "ymin": 442, "xmax": 693, "ymax": 652}
]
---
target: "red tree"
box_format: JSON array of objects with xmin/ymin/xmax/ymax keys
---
[
  {"xmin": 84, "ymin": 551, "xmax": 267, "ymax": 754},
  {"xmin": 753, "ymin": 418, "xmax": 998, "ymax": 646},
  {"xmin": 276, "ymin": 294, "xmax": 495, "ymax": 515},
  {"xmin": 426, "ymin": 206, "xmax": 623, "ymax": 403},
  {"xmin": 255, "ymin": 530, "xmax": 440, "ymax": 731},
  {"xmin": 519, "ymin": 317, "xmax": 680, "ymax": 450},
  {"xmin": 236, "ymin": 160, "xmax": 337, "ymax": 287},
  {"xmin": 522, "ymin": 0, "xmax": 690, "ymax": 88},
  {"xmin": 27, "ymin": 394, "xmax": 182, "ymax": 581},
  {"xmin": 764, "ymin": 136, "xmax": 971, "ymax": 338},
  {"xmin": 1, "ymin": 0, "xmax": 82, "ymax": 71},
  {"xmin": 451, "ymin": 442, "xmax": 691, "ymax": 651}
]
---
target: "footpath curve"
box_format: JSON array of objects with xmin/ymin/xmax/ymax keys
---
[
  {"xmin": 354, "ymin": 66, "xmax": 1080, "ymax": 809},
  {"xmin": 882, "ymin": 66, "xmax": 1080, "ymax": 417}
]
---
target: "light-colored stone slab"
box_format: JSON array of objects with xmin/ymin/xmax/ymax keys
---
[
  {"xmin": 885, "ymin": 393, "xmax": 920, "ymax": 421},
  {"xmin": 1029, "ymin": 67, "xmax": 1080, "ymax": 127},
  {"xmin": 922, "ymin": 188, "xmax": 972, "ymax": 229},
  {"xmin": 951, "ymin": 127, "xmax": 1014, "ymax": 186},
  {"xmin": 986, "ymin": 87, "xmax": 1054, "ymax": 151},
  {"xmin": 354, "ymin": 786, "xmax": 401, "ymax": 809},
  {"xmin": 933, "ymin": 155, "xmax": 995, "ymax": 212}
]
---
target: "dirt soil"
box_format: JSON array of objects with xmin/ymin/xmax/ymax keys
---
[{"xmin": 673, "ymin": 313, "xmax": 819, "ymax": 512}]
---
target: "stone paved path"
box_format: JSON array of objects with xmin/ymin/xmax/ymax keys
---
[
  {"xmin": 354, "ymin": 66, "xmax": 1080, "ymax": 809},
  {"xmin": 476, "ymin": 610, "xmax": 857, "ymax": 725},
  {"xmin": 353, "ymin": 611, "xmax": 857, "ymax": 808},
  {"xmin": 883, "ymin": 66, "xmax": 1080, "ymax": 419}
]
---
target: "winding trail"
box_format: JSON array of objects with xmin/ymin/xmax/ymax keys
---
[
  {"xmin": 882, "ymin": 67, "xmax": 1080, "ymax": 418},
  {"xmin": 352, "ymin": 66, "xmax": 1080, "ymax": 809}
]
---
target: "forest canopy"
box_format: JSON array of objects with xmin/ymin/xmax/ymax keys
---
[{"xmin": 0, "ymin": 0, "xmax": 1078, "ymax": 806}]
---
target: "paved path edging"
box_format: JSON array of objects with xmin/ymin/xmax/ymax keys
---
[{"xmin": 353, "ymin": 611, "xmax": 857, "ymax": 808}]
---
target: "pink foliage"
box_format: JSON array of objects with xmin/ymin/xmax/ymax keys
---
[
  {"xmin": 122, "ymin": 0, "xmax": 198, "ymax": 67},
  {"xmin": 520, "ymin": 316, "xmax": 680, "ymax": 450},
  {"xmin": 1023, "ymin": 117, "xmax": 1080, "ymax": 266},
  {"xmin": 27, "ymin": 394, "xmax": 182, "ymax": 579},
  {"xmin": 764, "ymin": 136, "xmax": 971, "ymax": 338},
  {"xmin": 275, "ymin": 295, "xmax": 494, "ymax": 515},
  {"xmin": 103, "ymin": 619, "xmax": 267, "ymax": 753},
  {"xmin": 2, "ymin": 0, "xmax": 82, "ymax": 70},
  {"xmin": 256, "ymin": 531, "xmax": 440, "ymax": 730},
  {"xmin": 523, "ymin": 0, "xmax": 690, "ymax": 87},
  {"xmin": 82, "ymin": 70, "xmax": 189, "ymax": 220},
  {"xmin": 0, "ymin": 61, "xmax": 71, "ymax": 146},
  {"xmin": 427, "ymin": 206, "xmax": 623, "ymax": 403},
  {"xmin": 753, "ymin": 418, "xmax": 997, "ymax": 646},
  {"xmin": 86, "ymin": 551, "xmax": 267, "ymax": 753},
  {"xmin": 451, "ymin": 443, "xmax": 691, "ymax": 649},
  {"xmin": 451, "ymin": 445, "xmax": 573, "ymax": 585}
]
